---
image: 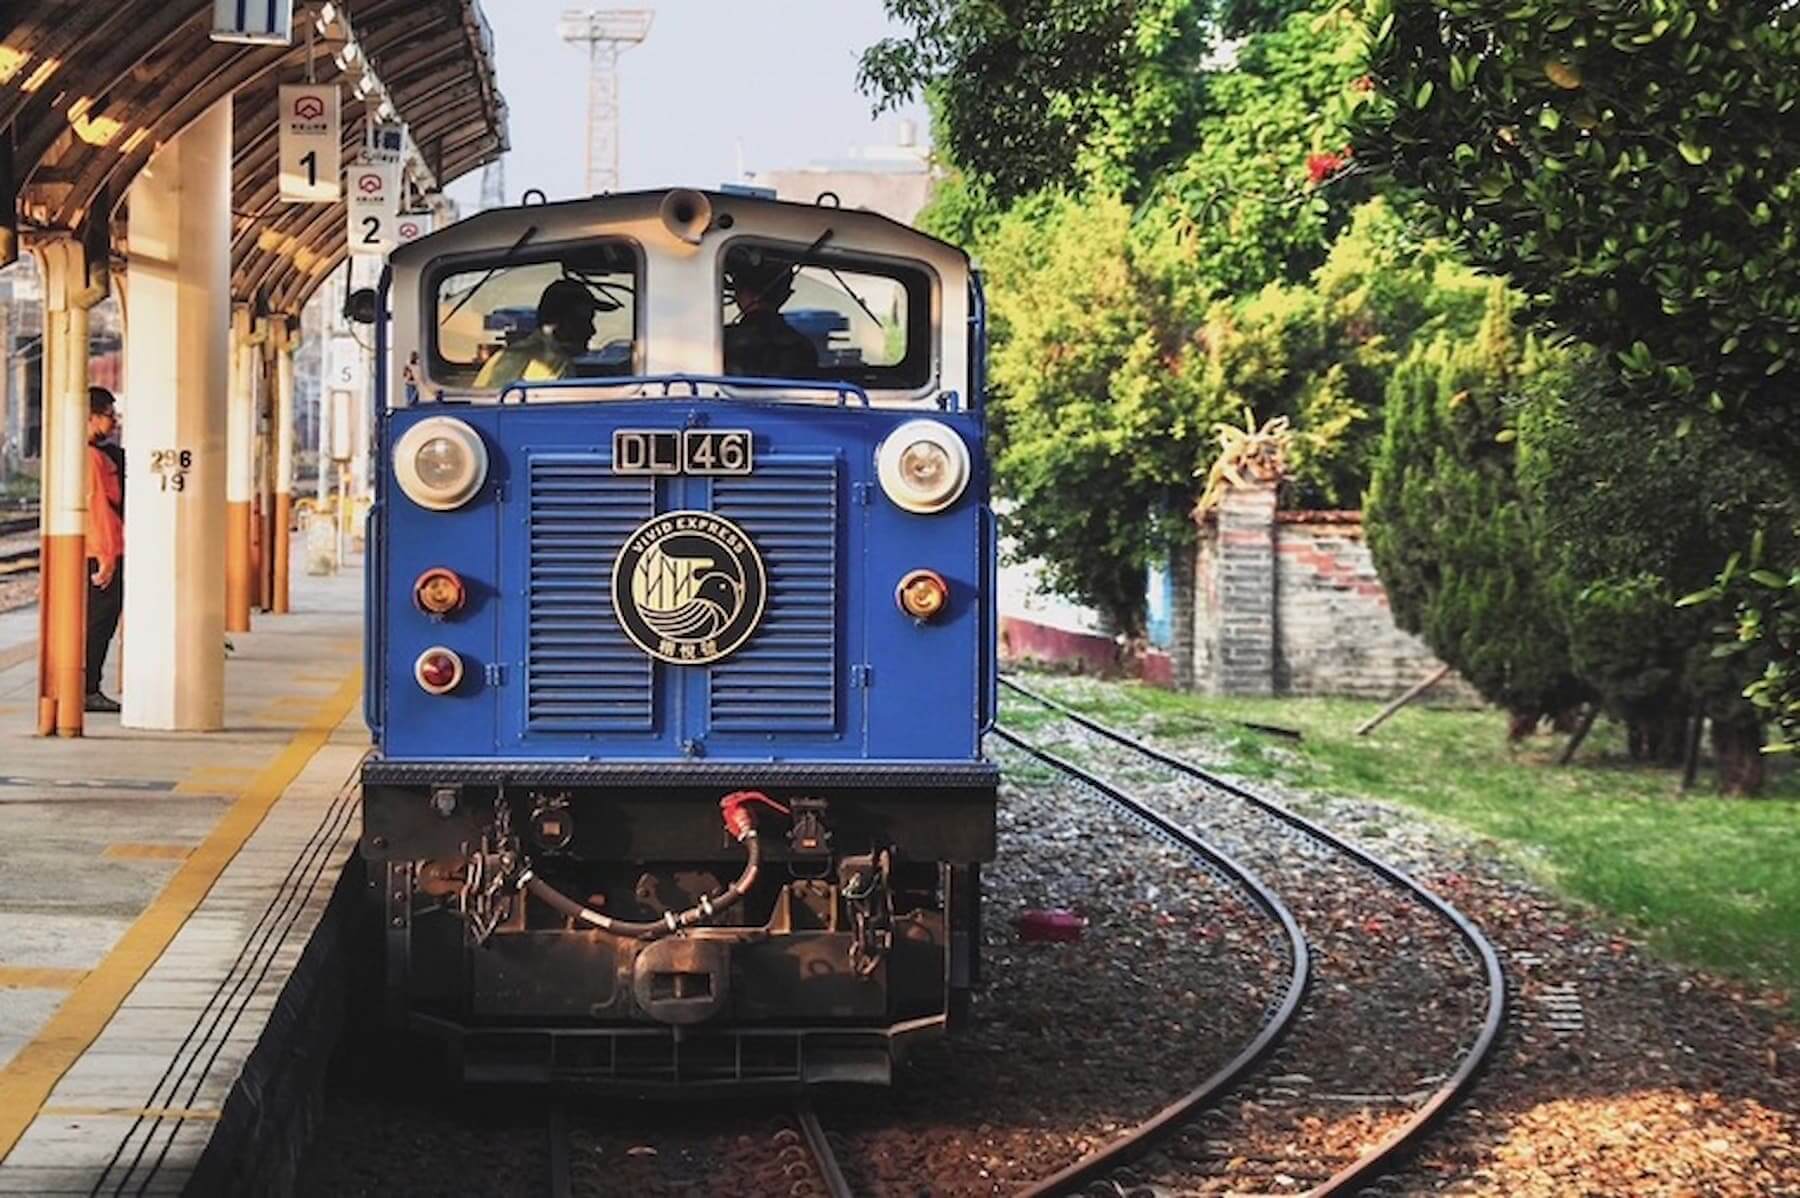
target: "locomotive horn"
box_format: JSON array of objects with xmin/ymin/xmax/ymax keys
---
[{"xmin": 659, "ymin": 189, "xmax": 713, "ymax": 245}]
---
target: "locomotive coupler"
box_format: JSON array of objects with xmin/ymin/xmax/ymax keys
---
[
  {"xmin": 839, "ymin": 849, "xmax": 894, "ymax": 976},
  {"xmin": 786, "ymin": 797, "xmax": 832, "ymax": 878}
]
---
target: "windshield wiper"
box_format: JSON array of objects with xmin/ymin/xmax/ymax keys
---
[{"xmin": 440, "ymin": 223, "xmax": 539, "ymax": 325}]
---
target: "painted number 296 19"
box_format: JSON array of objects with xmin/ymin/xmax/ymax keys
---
[{"xmin": 150, "ymin": 448, "xmax": 194, "ymax": 492}]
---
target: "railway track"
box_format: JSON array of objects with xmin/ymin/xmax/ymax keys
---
[
  {"xmin": 545, "ymin": 1098, "xmax": 854, "ymax": 1197},
  {"xmin": 0, "ymin": 511, "xmax": 38, "ymax": 539},
  {"xmin": 0, "ymin": 510, "xmax": 41, "ymax": 577},
  {"xmin": 985, "ymin": 676, "xmax": 1506, "ymax": 1195},
  {"xmin": 0, "ymin": 545, "xmax": 39, "ymax": 577}
]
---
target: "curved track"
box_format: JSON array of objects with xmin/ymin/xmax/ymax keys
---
[
  {"xmin": 998, "ymin": 676, "xmax": 1507, "ymax": 1196},
  {"xmin": 990, "ymin": 726, "xmax": 1311, "ymax": 1191}
]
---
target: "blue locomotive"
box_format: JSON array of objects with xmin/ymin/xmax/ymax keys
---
[{"xmin": 359, "ymin": 189, "xmax": 996, "ymax": 1087}]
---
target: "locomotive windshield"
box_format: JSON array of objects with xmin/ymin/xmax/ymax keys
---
[
  {"xmin": 722, "ymin": 242, "xmax": 932, "ymax": 391},
  {"xmin": 431, "ymin": 240, "xmax": 639, "ymax": 389}
]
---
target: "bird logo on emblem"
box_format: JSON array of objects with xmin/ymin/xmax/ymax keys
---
[{"xmin": 612, "ymin": 511, "xmax": 766, "ymax": 665}]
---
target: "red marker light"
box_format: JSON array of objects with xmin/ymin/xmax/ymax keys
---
[{"xmin": 414, "ymin": 647, "xmax": 464, "ymax": 695}]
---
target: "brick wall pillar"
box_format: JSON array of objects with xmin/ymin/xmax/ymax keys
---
[{"xmin": 1210, "ymin": 481, "xmax": 1278, "ymax": 696}]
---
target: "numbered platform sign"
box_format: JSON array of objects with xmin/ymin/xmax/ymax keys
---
[
  {"xmin": 278, "ymin": 85, "xmax": 340, "ymax": 203},
  {"xmin": 347, "ymin": 161, "xmax": 399, "ymax": 257},
  {"xmin": 212, "ymin": 0, "xmax": 293, "ymax": 44}
]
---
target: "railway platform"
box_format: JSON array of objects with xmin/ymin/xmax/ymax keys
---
[{"xmin": 0, "ymin": 566, "xmax": 367, "ymax": 1195}]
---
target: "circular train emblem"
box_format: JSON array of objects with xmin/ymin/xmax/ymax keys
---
[{"xmin": 612, "ymin": 511, "xmax": 766, "ymax": 665}]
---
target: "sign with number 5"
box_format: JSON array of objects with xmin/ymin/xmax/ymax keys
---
[{"xmin": 347, "ymin": 159, "xmax": 399, "ymax": 257}]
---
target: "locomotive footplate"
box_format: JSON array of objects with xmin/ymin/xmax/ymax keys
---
[{"xmin": 362, "ymin": 761, "xmax": 993, "ymax": 1089}]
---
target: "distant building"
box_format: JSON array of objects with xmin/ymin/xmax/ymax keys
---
[{"xmin": 748, "ymin": 120, "xmax": 935, "ymax": 227}]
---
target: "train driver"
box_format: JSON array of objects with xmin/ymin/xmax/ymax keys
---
[
  {"xmin": 724, "ymin": 250, "xmax": 818, "ymax": 378},
  {"xmin": 474, "ymin": 278, "xmax": 599, "ymax": 388}
]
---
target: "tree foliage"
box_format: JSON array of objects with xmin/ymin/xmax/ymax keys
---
[
  {"xmin": 985, "ymin": 194, "xmax": 1496, "ymax": 629},
  {"xmin": 1351, "ymin": 0, "xmax": 1800, "ymax": 451},
  {"xmin": 1365, "ymin": 288, "xmax": 1588, "ymax": 723},
  {"xmin": 1132, "ymin": 9, "xmax": 1375, "ymax": 307},
  {"xmin": 861, "ymin": 0, "xmax": 1215, "ymax": 200},
  {"xmin": 1686, "ymin": 537, "xmax": 1800, "ymax": 754},
  {"xmin": 1515, "ymin": 356, "xmax": 1800, "ymax": 788}
]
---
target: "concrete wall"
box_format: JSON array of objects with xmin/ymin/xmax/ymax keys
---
[{"xmin": 1195, "ymin": 483, "xmax": 1480, "ymax": 701}]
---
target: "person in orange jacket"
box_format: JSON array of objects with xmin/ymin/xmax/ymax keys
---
[{"xmin": 85, "ymin": 387, "xmax": 124, "ymax": 713}]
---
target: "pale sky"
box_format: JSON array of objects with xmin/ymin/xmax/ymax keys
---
[{"xmin": 447, "ymin": 1, "xmax": 933, "ymax": 207}]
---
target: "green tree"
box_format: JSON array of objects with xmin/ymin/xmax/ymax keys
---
[
  {"xmin": 979, "ymin": 192, "xmax": 1190, "ymax": 631},
  {"xmin": 1516, "ymin": 359, "xmax": 1800, "ymax": 793},
  {"xmin": 1686, "ymin": 539, "xmax": 1800, "ymax": 756},
  {"xmin": 1351, "ymin": 0, "xmax": 1800, "ymax": 754},
  {"xmin": 1350, "ymin": 0, "xmax": 1800, "ymax": 452},
  {"xmin": 1186, "ymin": 197, "xmax": 1491, "ymax": 508},
  {"xmin": 861, "ymin": 0, "xmax": 1216, "ymax": 201},
  {"xmin": 1365, "ymin": 286, "xmax": 1589, "ymax": 730}
]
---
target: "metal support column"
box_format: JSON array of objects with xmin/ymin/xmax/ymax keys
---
[
  {"xmin": 32, "ymin": 236, "xmax": 102, "ymax": 736},
  {"xmin": 272, "ymin": 317, "xmax": 296, "ymax": 613},
  {"xmin": 226, "ymin": 307, "xmax": 255, "ymax": 633}
]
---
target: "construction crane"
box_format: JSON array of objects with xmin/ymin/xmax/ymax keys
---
[{"xmin": 558, "ymin": 9, "xmax": 653, "ymax": 196}]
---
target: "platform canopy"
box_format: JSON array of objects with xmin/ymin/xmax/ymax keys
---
[{"xmin": 0, "ymin": 0, "xmax": 508, "ymax": 314}]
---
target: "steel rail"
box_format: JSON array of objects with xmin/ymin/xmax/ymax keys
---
[
  {"xmin": 547, "ymin": 1099, "xmax": 573, "ymax": 1198},
  {"xmin": 794, "ymin": 1101, "xmax": 856, "ymax": 1198},
  {"xmin": 0, "ymin": 546, "xmax": 40, "ymax": 576},
  {"xmin": 990, "ymin": 726, "xmax": 1311, "ymax": 1198},
  {"xmin": 1000, "ymin": 676, "xmax": 1508, "ymax": 1196}
]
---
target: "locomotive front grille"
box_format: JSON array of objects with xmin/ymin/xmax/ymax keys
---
[
  {"xmin": 523, "ymin": 451, "xmax": 840, "ymax": 737},
  {"xmin": 526, "ymin": 458, "xmax": 656, "ymax": 730},
  {"xmin": 709, "ymin": 457, "xmax": 839, "ymax": 733}
]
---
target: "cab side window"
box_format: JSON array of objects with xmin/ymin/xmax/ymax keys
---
[{"xmin": 432, "ymin": 242, "xmax": 638, "ymax": 390}]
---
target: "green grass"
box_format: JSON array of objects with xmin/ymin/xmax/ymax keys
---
[{"xmin": 1000, "ymin": 672, "xmax": 1800, "ymax": 1007}]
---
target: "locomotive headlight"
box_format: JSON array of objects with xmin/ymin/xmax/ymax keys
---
[
  {"xmin": 393, "ymin": 417, "xmax": 488, "ymax": 511},
  {"xmin": 876, "ymin": 420, "xmax": 970, "ymax": 514}
]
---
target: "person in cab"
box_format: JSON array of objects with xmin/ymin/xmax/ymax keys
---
[
  {"xmin": 723, "ymin": 249, "xmax": 818, "ymax": 378},
  {"xmin": 474, "ymin": 278, "xmax": 600, "ymax": 388}
]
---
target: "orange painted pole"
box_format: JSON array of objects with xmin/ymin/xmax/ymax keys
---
[
  {"xmin": 272, "ymin": 317, "xmax": 296, "ymax": 613},
  {"xmin": 225, "ymin": 310, "xmax": 254, "ymax": 633},
  {"xmin": 32, "ymin": 241, "xmax": 102, "ymax": 736}
]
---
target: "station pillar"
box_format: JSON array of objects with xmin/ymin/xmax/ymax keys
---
[
  {"xmin": 32, "ymin": 236, "xmax": 103, "ymax": 737},
  {"xmin": 272, "ymin": 318, "xmax": 296, "ymax": 613},
  {"xmin": 226, "ymin": 307, "xmax": 255, "ymax": 633},
  {"xmin": 121, "ymin": 96, "xmax": 231, "ymax": 732}
]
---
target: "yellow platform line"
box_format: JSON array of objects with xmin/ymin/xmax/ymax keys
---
[
  {"xmin": 0, "ymin": 669, "xmax": 361, "ymax": 1161},
  {"xmin": 40, "ymin": 1105, "xmax": 221, "ymax": 1122},
  {"xmin": 0, "ymin": 968, "xmax": 87, "ymax": 991},
  {"xmin": 102, "ymin": 844, "xmax": 194, "ymax": 862},
  {"xmin": 0, "ymin": 641, "xmax": 32, "ymax": 674}
]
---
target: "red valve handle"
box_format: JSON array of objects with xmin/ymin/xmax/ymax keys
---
[{"xmin": 719, "ymin": 791, "xmax": 789, "ymax": 841}]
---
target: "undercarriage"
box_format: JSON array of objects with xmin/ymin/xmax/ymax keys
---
[{"xmin": 360, "ymin": 762, "xmax": 993, "ymax": 1089}]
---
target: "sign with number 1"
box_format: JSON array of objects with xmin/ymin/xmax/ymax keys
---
[
  {"xmin": 278, "ymin": 85, "xmax": 339, "ymax": 202},
  {"xmin": 346, "ymin": 160, "xmax": 399, "ymax": 257}
]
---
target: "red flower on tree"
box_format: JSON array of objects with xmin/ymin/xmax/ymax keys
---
[{"xmin": 1306, "ymin": 147, "xmax": 1353, "ymax": 185}]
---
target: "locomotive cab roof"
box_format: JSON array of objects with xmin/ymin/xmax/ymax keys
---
[{"xmin": 387, "ymin": 188, "xmax": 975, "ymax": 410}]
